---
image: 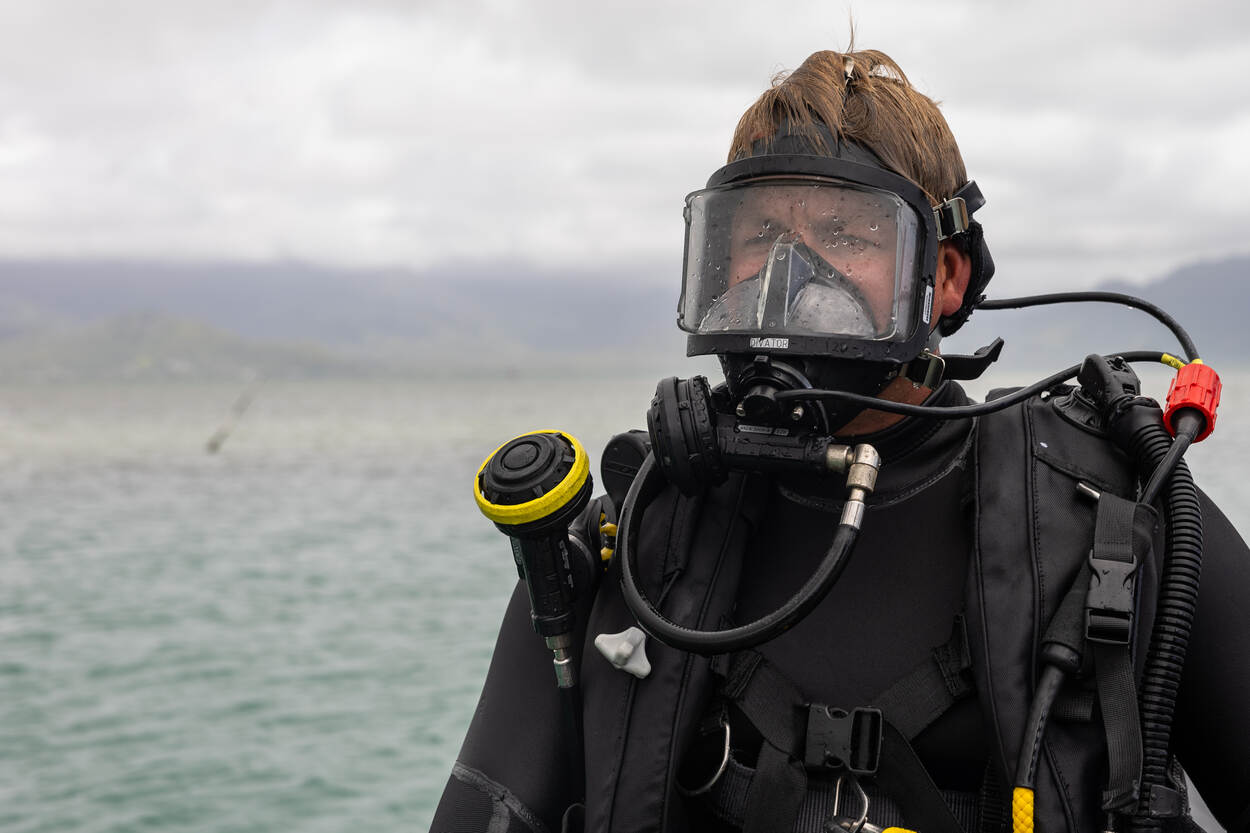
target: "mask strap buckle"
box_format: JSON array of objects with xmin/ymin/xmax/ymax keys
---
[
  {"xmin": 933, "ymin": 197, "xmax": 970, "ymax": 241},
  {"xmin": 903, "ymin": 350, "xmax": 947, "ymax": 389},
  {"xmin": 934, "ymin": 180, "xmax": 986, "ymax": 240},
  {"xmin": 909, "ymin": 338, "xmax": 1005, "ymax": 387}
]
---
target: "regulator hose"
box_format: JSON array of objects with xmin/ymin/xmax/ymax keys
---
[
  {"xmin": 618, "ymin": 453, "xmax": 861, "ymax": 655},
  {"xmin": 1116, "ymin": 405, "xmax": 1204, "ymax": 831}
]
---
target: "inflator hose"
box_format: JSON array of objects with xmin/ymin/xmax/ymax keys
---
[
  {"xmin": 618, "ymin": 453, "xmax": 860, "ymax": 655},
  {"xmin": 1015, "ymin": 664, "xmax": 1067, "ymax": 792},
  {"xmin": 1120, "ymin": 409, "xmax": 1205, "ymax": 831}
]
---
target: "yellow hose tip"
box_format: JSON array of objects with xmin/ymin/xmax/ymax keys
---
[{"xmin": 1012, "ymin": 787, "xmax": 1035, "ymax": 833}]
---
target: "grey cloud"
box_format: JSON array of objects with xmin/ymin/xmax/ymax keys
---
[{"xmin": 0, "ymin": 0, "xmax": 1247, "ymax": 288}]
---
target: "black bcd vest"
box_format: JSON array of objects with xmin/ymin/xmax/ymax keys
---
[{"xmin": 577, "ymin": 391, "xmax": 1186, "ymax": 833}]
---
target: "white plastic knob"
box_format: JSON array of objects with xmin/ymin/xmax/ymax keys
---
[{"xmin": 594, "ymin": 627, "xmax": 651, "ymax": 679}]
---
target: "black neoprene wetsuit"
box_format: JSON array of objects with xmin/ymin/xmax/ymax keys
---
[
  {"xmin": 720, "ymin": 381, "xmax": 987, "ymax": 790},
  {"xmin": 432, "ymin": 382, "xmax": 1250, "ymax": 833}
]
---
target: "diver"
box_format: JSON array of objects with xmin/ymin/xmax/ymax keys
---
[{"xmin": 434, "ymin": 48, "xmax": 1250, "ymax": 833}]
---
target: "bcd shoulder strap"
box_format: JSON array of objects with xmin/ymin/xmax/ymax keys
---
[{"xmin": 969, "ymin": 392, "xmax": 1160, "ymax": 833}]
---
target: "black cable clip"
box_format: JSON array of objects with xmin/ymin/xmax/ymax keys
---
[{"xmin": 803, "ymin": 705, "xmax": 883, "ymax": 775}]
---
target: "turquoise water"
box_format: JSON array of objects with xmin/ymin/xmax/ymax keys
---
[{"xmin": 1, "ymin": 368, "xmax": 1242, "ymax": 831}]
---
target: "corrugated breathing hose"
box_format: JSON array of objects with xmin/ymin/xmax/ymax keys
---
[{"xmin": 1117, "ymin": 405, "xmax": 1205, "ymax": 832}]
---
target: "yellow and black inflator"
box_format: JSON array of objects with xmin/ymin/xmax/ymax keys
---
[{"xmin": 474, "ymin": 430, "xmax": 594, "ymax": 688}]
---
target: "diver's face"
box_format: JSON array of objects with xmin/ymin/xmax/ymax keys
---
[{"xmin": 727, "ymin": 183, "xmax": 899, "ymax": 321}]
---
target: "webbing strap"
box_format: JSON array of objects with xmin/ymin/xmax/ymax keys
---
[
  {"xmin": 721, "ymin": 651, "xmax": 809, "ymax": 833},
  {"xmin": 741, "ymin": 742, "xmax": 807, "ymax": 833},
  {"xmin": 873, "ymin": 615, "xmax": 976, "ymax": 739},
  {"xmin": 708, "ymin": 754, "xmax": 983, "ymax": 833},
  {"xmin": 1087, "ymin": 493, "xmax": 1144, "ymax": 811},
  {"xmin": 878, "ymin": 721, "xmax": 967, "ymax": 833},
  {"xmin": 719, "ymin": 649, "xmax": 968, "ymax": 833},
  {"xmin": 722, "ymin": 651, "xmax": 809, "ymax": 759}
]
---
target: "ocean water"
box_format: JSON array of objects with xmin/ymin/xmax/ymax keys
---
[{"xmin": 1, "ymin": 367, "xmax": 1243, "ymax": 832}]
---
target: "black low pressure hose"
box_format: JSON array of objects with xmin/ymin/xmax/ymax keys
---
[
  {"xmin": 1116, "ymin": 406, "xmax": 1205, "ymax": 831},
  {"xmin": 618, "ymin": 453, "xmax": 862, "ymax": 655},
  {"xmin": 980, "ymin": 292, "xmax": 1199, "ymax": 363},
  {"xmin": 774, "ymin": 350, "xmax": 1169, "ymax": 419}
]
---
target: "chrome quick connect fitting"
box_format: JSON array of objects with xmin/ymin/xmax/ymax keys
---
[{"xmin": 830, "ymin": 444, "xmax": 880, "ymax": 529}]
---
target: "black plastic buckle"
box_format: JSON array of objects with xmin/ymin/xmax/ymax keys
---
[
  {"xmin": 803, "ymin": 705, "xmax": 882, "ymax": 775},
  {"xmin": 1086, "ymin": 551, "xmax": 1138, "ymax": 646}
]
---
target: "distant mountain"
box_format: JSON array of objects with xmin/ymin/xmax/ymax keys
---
[
  {"xmin": 946, "ymin": 254, "xmax": 1249, "ymax": 369},
  {"xmin": 0, "ymin": 257, "xmax": 681, "ymax": 350},
  {"xmin": 0, "ymin": 312, "xmax": 366, "ymax": 383},
  {"xmin": 0, "ymin": 253, "xmax": 1244, "ymax": 382}
]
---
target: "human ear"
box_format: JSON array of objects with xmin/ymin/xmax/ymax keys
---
[{"xmin": 936, "ymin": 241, "xmax": 973, "ymax": 319}]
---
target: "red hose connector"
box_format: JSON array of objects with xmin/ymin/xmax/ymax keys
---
[{"xmin": 1164, "ymin": 361, "xmax": 1221, "ymax": 442}]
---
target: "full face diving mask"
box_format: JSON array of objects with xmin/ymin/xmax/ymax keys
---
[
  {"xmin": 677, "ymin": 151, "xmax": 968, "ymax": 429},
  {"xmin": 680, "ymin": 156, "xmax": 939, "ymax": 363}
]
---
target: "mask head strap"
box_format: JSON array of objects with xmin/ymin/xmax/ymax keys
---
[
  {"xmin": 936, "ymin": 180, "xmax": 995, "ymax": 336},
  {"xmin": 745, "ymin": 119, "xmax": 890, "ymax": 171}
]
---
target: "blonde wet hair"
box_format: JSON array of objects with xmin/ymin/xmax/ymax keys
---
[{"xmin": 729, "ymin": 50, "xmax": 967, "ymax": 204}]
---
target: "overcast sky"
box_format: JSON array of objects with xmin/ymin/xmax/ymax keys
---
[{"xmin": 1, "ymin": 0, "xmax": 1248, "ymax": 294}]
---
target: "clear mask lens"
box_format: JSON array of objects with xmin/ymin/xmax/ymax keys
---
[
  {"xmin": 680, "ymin": 178, "xmax": 923, "ymax": 341},
  {"xmin": 698, "ymin": 235, "xmax": 877, "ymax": 336}
]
